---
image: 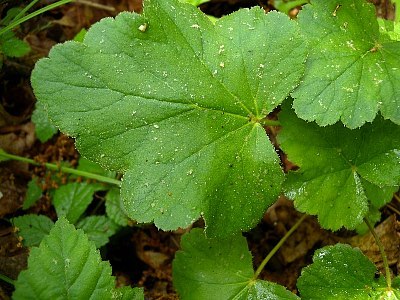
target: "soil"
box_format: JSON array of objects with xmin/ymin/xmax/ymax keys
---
[{"xmin": 0, "ymin": 1, "xmax": 399, "ymax": 299}]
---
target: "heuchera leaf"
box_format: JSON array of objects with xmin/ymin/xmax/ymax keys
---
[
  {"xmin": 173, "ymin": 229, "xmax": 299, "ymax": 300},
  {"xmin": 11, "ymin": 214, "xmax": 54, "ymax": 247},
  {"xmin": 13, "ymin": 217, "xmax": 143, "ymax": 299},
  {"xmin": 31, "ymin": 0, "xmax": 306, "ymax": 236},
  {"xmin": 76, "ymin": 215, "xmax": 119, "ymax": 248},
  {"xmin": 53, "ymin": 182, "xmax": 106, "ymax": 224},
  {"xmin": 297, "ymin": 244, "xmax": 398, "ymax": 299},
  {"xmin": 292, "ymin": 0, "xmax": 400, "ymax": 128},
  {"xmin": 278, "ymin": 102, "xmax": 400, "ymax": 230}
]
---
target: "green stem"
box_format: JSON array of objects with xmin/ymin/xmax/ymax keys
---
[
  {"xmin": 253, "ymin": 214, "xmax": 306, "ymax": 280},
  {"xmin": 0, "ymin": 0, "xmax": 73, "ymax": 36},
  {"xmin": 364, "ymin": 218, "xmax": 391, "ymax": 288},
  {"xmin": 0, "ymin": 150, "xmax": 121, "ymax": 187},
  {"xmin": 11, "ymin": 0, "xmax": 41, "ymax": 24},
  {"xmin": 0, "ymin": 273, "xmax": 15, "ymax": 286},
  {"xmin": 394, "ymin": 0, "xmax": 400, "ymax": 23}
]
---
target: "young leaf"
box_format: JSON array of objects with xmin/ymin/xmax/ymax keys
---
[
  {"xmin": 0, "ymin": 31, "xmax": 30, "ymax": 58},
  {"xmin": 13, "ymin": 217, "xmax": 143, "ymax": 299},
  {"xmin": 53, "ymin": 182, "xmax": 106, "ymax": 224},
  {"xmin": 31, "ymin": 0, "xmax": 306, "ymax": 236},
  {"xmin": 31, "ymin": 102, "xmax": 58, "ymax": 142},
  {"xmin": 13, "ymin": 217, "xmax": 114, "ymax": 298},
  {"xmin": 22, "ymin": 178, "xmax": 43, "ymax": 209},
  {"xmin": 173, "ymin": 229, "xmax": 299, "ymax": 300},
  {"xmin": 292, "ymin": 0, "xmax": 400, "ymax": 128},
  {"xmin": 297, "ymin": 244, "xmax": 398, "ymax": 299},
  {"xmin": 76, "ymin": 215, "xmax": 119, "ymax": 248},
  {"xmin": 105, "ymin": 187, "xmax": 130, "ymax": 227},
  {"xmin": 278, "ymin": 103, "xmax": 400, "ymax": 230},
  {"xmin": 11, "ymin": 214, "xmax": 54, "ymax": 247}
]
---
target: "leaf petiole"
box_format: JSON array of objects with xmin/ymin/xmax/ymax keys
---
[
  {"xmin": 0, "ymin": 149, "xmax": 121, "ymax": 187},
  {"xmin": 11, "ymin": 0, "xmax": 41, "ymax": 25},
  {"xmin": 0, "ymin": 273, "xmax": 15, "ymax": 286},
  {"xmin": 364, "ymin": 218, "xmax": 391, "ymax": 288},
  {"xmin": 253, "ymin": 214, "xmax": 306, "ymax": 280},
  {"xmin": 0, "ymin": 0, "xmax": 73, "ymax": 36}
]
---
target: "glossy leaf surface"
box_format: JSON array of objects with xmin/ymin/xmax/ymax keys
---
[
  {"xmin": 13, "ymin": 218, "xmax": 143, "ymax": 299},
  {"xmin": 293, "ymin": 0, "xmax": 400, "ymax": 128},
  {"xmin": 278, "ymin": 103, "xmax": 400, "ymax": 230},
  {"xmin": 173, "ymin": 229, "xmax": 299, "ymax": 299},
  {"xmin": 297, "ymin": 244, "xmax": 399, "ymax": 299},
  {"xmin": 31, "ymin": 0, "xmax": 306, "ymax": 236}
]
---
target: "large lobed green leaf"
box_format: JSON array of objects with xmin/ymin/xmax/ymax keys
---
[
  {"xmin": 13, "ymin": 217, "xmax": 143, "ymax": 299},
  {"xmin": 278, "ymin": 102, "xmax": 400, "ymax": 230},
  {"xmin": 173, "ymin": 229, "xmax": 299, "ymax": 299},
  {"xmin": 31, "ymin": 0, "xmax": 306, "ymax": 236},
  {"xmin": 297, "ymin": 244, "xmax": 399, "ymax": 299},
  {"xmin": 292, "ymin": 0, "xmax": 400, "ymax": 128}
]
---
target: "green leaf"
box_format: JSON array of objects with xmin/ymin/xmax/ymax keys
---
[
  {"xmin": 278, "ymin": 102, "xmax": 400, "ymax": 230},
  {"xmin": 13, "ymin": 217, "xmax": 143, "ymax": 299},
  {"xmin": 53, "ymin": 182, "xmax": 106, "ymax": 224},
  {"xmin": 105, "ymin": 187, "xmax": 130, "ymax": 227},
  {"xmin": 0, "ymin": 148, "xmax": 10, "ymax": 162},
  {"xmin": 173, "ymin": 229, "xmax": 299, "ymax": 300},
  {"xmin": 1, "ymin": 8, "xmax": 23, "ymax": 26},
  {"xmin": 0, "ymin": 31, "xmax": 30, "ymax": 58},
  {"xmin": 76, "ymin": 215, "xmax": 119, "ymax": 248},
  {"xmin": 113, "ymin": 286, "xmax": 144, "ymax": 300},
  {"xmin": 22, "ymin": 179, "xmax": 43, "ymax": 209},
  {"xmin": 73, "ymin": 28, "xmax": 87, "ymax": 42},
  {"xmin": 297, "ymin": 243, "xmax": 398, "ymax": 299},
  {"xmin": 77, "ymin": 157, "xmax": 116, "ymax": 178},
  {"xmin": 292, "ymin": 0, "xmax": 400, "ymax": 128},
  {"xmin": 31, "ymin": 102, "xmax": 58, "ymax": 142},
  {"xmin": 11, "ymin": 214, "xmax": 54, "ymax": 247},
  {"xmin": 378, "ymin": 19, "xmax": 400, "ymax": 41},
  {"xmin": 393, "ymin": 278, "xmax": 400, "ymax": 298},
  {"xmin": 178, "ymin": 0, "xmax": 209, "ymax": 6},
  {"xmin": 273, "ymin": 0, "xmax": 308, "ymax": 14},
  {"xmin": 31, "ymin": 0, "xmax": 306, "ymax": 236}
]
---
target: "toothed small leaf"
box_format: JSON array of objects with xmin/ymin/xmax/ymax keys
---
[
  {"xmin": 293, "ymin": 0, "xmax": 400, "ymax": 128},
  {"xmin": 278, "ymin": 103, "xmax": 400, "ymax": 230},
  {"xmin": 297, "ymin": 244, "xmax": 399, "ymax": 299}
]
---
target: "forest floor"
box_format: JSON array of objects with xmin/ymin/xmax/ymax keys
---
[{"xmin": 0, "ymin": 0, "xmax": 399, "ymax": 299}]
